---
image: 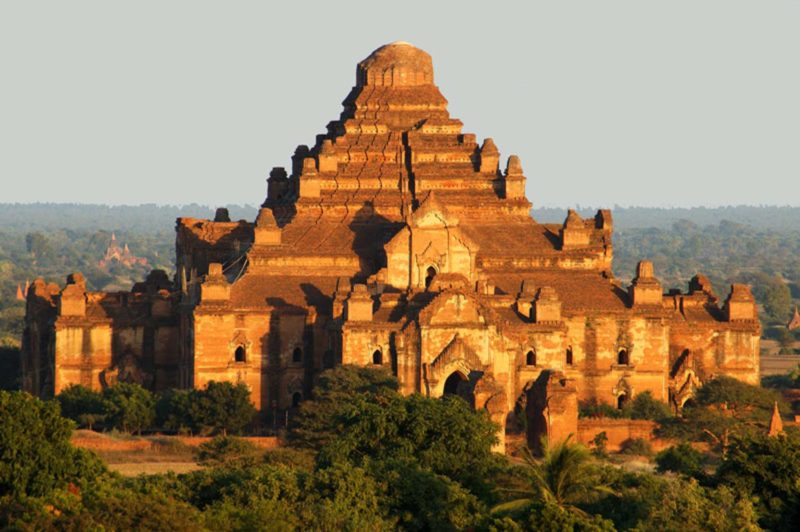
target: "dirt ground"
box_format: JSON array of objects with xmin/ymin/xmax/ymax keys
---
[{"xmin": 73, "ymin": 431, "xmax": 200, "ymax": 477}]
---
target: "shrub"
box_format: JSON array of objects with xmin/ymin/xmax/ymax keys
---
[
  {"xmin": 579, "ymin": 400, "xmax": 623, "ymax": 419},
  {"xmin": 591, "ymin": 431, "xmax": 609, "ymax": 456},
  {"xmin": 195, "ymin": 436, "xmax": 261, "ymax": 467},
  {"xmin": 626, "ymin": 392, "xmax": 672, "ymax": 421},
  {"xmin": 192, "ymin": 381, "xmax": 255, "ymax": 436},
  {"xmin": 619, "ymin": 438, "xmax": 653, "ymax": 457},
  {"xmin": 655, "ymin": 443, "xmax": 705, "ymax": 479},
  {"xmin": 0, "ymin": 391, "xmax": 106, "ymax": 497},
  {"xmin": 56, "ymin": 384, "xmax": 106, "ymax": 430},
  {"xmin": 157, "ymin": 382, "xmax": 255, "ymax": 436},
  {"xmin": 155, "ymin": 388, "xmax": 194, "ymax": 433},
  {"xmin": 102, "ymin": 383, "xmax": 155, "ymax": 434},
  {"xmin": 715, "ymin": 432, "xmax": 800, "ymax": 530}
]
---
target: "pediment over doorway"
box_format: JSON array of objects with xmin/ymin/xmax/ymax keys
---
[{"xmin": 419, "ymin": 291, "xmax": 488, "ymax": 325}]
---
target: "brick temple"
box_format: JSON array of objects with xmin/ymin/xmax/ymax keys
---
[{"xmin": 22, "ymin": 43, "xmax": 761, "ymax": 449}]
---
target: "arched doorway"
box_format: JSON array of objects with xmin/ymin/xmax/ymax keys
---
[
  {"xmin": 234, "ymin": 346, "xmax": 246, "ymax": 363},
  {"xmin": 372, "ymin": 350, "xmax": 383, "ymax": 365},
  {"xmin": 617, "ymin": 349, "xmax": 629, "ymax": 365},
  {"xmin": 617, "ymin": 393, "xmax": 629, "ymax": 410},
  {"xmin": 525, "ymin": 349, "xmax": 536, "ymax": 366},
  {"xmin": 425, "ymin": 266, "xmax": 437, "ymax": 290},
  {"xmin": 443, "ymin": 371, "xmax": 474, "ymax": 406},
  {"xmin": 291, "ymin": 392, "xmax": 302, "ymax": 408}
]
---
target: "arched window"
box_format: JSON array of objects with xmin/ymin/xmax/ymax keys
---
[
  {"xmin": 525, "ymin": 349, "xmax": 536, "ymax": 366},
  {"xmin": 291, "ymin": 392, "xmax": 302, "ymax": 408},
  {"xmin": 323, "ymin": 349, "xmax": 334, "ymax": 369},
  {"xmin": 617, "ymin": 349, "xmax": 629, "ymax": 366},
  {"xmin": 234, "ymin": 346, "xmax": 246, "ymax": 363},
  {"xmin": 617, "ymin": 393, "xmax": 628, "ymax": 410},
  {"xmin": 372, "ymin": 350, "xmax": 383, "ymax": 365},
  {"xmin": 425, "ymin": 266, "xmax": 437, "ymax": 290},
  {"xmin": 292, "ymin": 347, "xmax": 303, "ymax": 364},
  {"xmin": 566, "ymin": 347, "xmax": 574, "ymax": 366}
]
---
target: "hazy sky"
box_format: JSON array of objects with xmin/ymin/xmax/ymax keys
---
[{"xmin": 1, "ymin": 1, "xmax": 798, "ymax": 207}]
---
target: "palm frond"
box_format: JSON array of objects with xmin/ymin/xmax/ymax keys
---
[{"xmin": 491, "ymin": 498, "xmax": 535, "ymax": 515}]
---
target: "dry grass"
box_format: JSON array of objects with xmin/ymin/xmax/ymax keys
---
[
  {"xmin": 73, "ymin": 431, "xmax": 200, "ymax": 475},
  {"xmin": 109, "ymin": 462, "xmax": 202, "ymax": 477}
]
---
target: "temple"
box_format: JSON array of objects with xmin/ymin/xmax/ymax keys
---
[{"xmin": 21, "ymin": 43, "xmax": 761, "ymax": 449}]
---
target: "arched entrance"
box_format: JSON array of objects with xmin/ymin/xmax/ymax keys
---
[
  {"xmin": 443, "ymin": 371, "xmax": 474, "ymax": 406},
  {"xmin": 425, "ymin": 266, "xmax": 437, "ymax": 290},
  {"xmin": 617, "ymin": 393, "xmax": 629, "ymax": 410}
]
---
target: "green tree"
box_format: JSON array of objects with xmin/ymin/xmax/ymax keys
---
[
  {"xmin": 492, "ymin": 438, "xmax": 611, "ymax": 518},
  {"xmin": 625, "ymin": 391, "xmax": 672, "ymax": 421},
  {"xmin": 195, "ymin": 436, "xmax": 262, "ymax": 467},
  {"xmin": 382, "ymin": 462, "xmax": 485, "ymax": 530},
  {"xmin": 57, "ymin": 384, "xmax": 106, "ymax": 430},
  {"xmin": 314, "ymin": 392, "xmax": 501, "ymax": 497},
  {"xmin": 190, "ymin": 381, "xmax": 256, "ymax": 435},
  {"xmin": 155, "ymin": 388, "xmax": 194, "ymax": 432},
  {"xmin": 761, "ymin": 275, "xmax": 792, "ymax": 322},
  {"xmin": 658, "ymin": 376, "xmax": 786, "ymax": 452},
  {"xmin": 24, "ymin": 232, "xmax": 50, "ymax": 260},
  {"xmin": 302, "ymin": 463, "xmax": 392, "ymax": 531},
  {"xmin": 586, "ymin": 467, "xmax": 759, "ymax": 531},
  {"xmin": 0, "ymin": 391, "xmax": 105, "ymax": 497},
  {"xmin": 290, "ymin": 365, "xmax": 399, "ymax": 449},
  {"xmin": 102, "ymin": 382, "xmax": 155, "ymax": 434},
  {"xmin": 655, "ymin": 443, "xmax": 705, "ymax": 479},
  {"xmin": 715, "ymin": 432, "xmax": 800, "ymax": 530}
]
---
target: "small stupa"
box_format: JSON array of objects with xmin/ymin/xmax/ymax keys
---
[
  {"xmin": 787, "ymin": 306, "xmax": 800, "ymax": 331},
  {"xmin": 768, "ymin": 401, "xmax": 784, "ymax": 437}
]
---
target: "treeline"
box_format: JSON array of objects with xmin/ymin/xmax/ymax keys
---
[
  {"xmin": 612, "ymin": 220, "xmax": 800, "ymax": 327},
  {"xmin": 533, "ymin": 204, "xmax": 800, "ymax": 230},
  {"xmin": 2, "ymin": 367, "xmax": 799, "ymax": 530},
  {"xmin": 0, "ymin": 203, "xmax": 259, "ymax": 233},
  {"xmin": 2, "ymin": 203, "xmax": 799, "ymax": 233},
  {"xmin": 57, "ymin": 381, "xmax": 256, "ymax": 435}
]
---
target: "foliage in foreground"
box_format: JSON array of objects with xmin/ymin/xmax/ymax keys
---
[{"xmin": 3, "ymin": 369, "xmax": 798, "ymax": 530}]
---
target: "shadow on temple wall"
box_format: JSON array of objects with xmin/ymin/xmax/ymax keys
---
[{"xmin": 348, "ymin": 201, "xmax": 404, "ymax": 282}]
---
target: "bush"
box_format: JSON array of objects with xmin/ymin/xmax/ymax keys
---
[
  {"xmin": 579, "ymin": 400, "xmax": 623, "ymax": 419},
  {"xmin": 155, "ymin": 388, "xmax": 194, "ymax": 433},
  {"xmin": 626, "ymin": 392, "xmax": 672, "ymax": 421},
  {"xmin": 0, "ymin": 391, "xmax": 106, "ymax": 497},
  {"xmin": 591, "ymin": 431, "xmax": 609, "ymax": 456},
  {"xmin": 715, "ymin": 432, "xmax": 800, "ymax": 530},
  {"xmin": 195, "ymin": 436, "xmax": 262, "ymax": 467},
  {"xmin": 102, "ymin": 382, "xmax": 156, "ymax": 434},
  {"xmin": 192, "ymin": 381, "xmax": 255, "ymax": 435},
  {"xmin": 619, "ymin": 438, "xmax": 653, "ymax": 457},
  {"xmin": 57, "ymin": 385, "xmax": 106, "ymax": 430},
  {"xmin": 290, "ymin": 365, "xmax": 399, "ymax": 449},
  {"xmin": 156, "ymin": 382, "xmax": 255, "ymax": 436},
  {"xmin": 655, "ymin": 443, "xmax": 705, "ymax": 479}
]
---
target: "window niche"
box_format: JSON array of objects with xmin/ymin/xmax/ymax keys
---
[
  {"xmin": 372, "ymin": 349, "xmax": 383, "ymax": 365},
  {"xmin": 525, "ymin": 349, "xmax": 536, "ymax": 367},
  {"xmin": 292, "ymin": 347, "xmax": 303, "ymax": 364},
  {"xmin": 234, "ymin": 345, "xmax": 246, "ymax": 363}
]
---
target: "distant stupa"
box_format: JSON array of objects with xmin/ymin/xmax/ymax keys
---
[
  {"xmin": 768, "ymin": 401, "xmax": 784, "ymax": 437},
  {"xmin": 788, "ymin": 306, "xmax": 800, "ymax": 331}
]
